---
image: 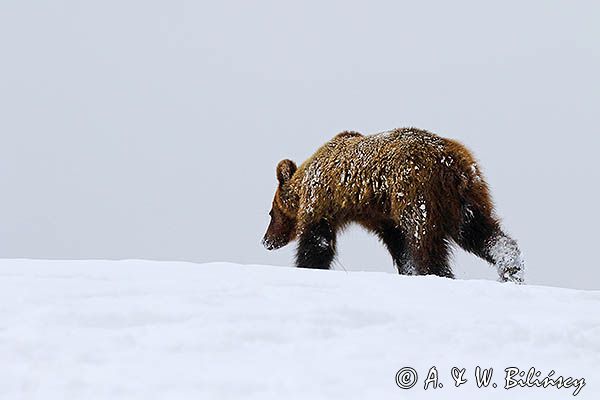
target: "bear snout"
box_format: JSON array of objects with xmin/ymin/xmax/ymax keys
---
[{"xmin": 261, "ymin": 237, "xmax": 276, "ymax": 251}]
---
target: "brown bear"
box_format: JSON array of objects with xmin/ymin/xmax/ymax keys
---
[{"xmin": 262, "ymin": 128, "xmax": 524, "ymax": 283}]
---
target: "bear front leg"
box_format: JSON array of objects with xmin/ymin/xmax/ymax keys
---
[{"xmin": 295, "ymin": 219, "xmax": 336, "ymax": 270}]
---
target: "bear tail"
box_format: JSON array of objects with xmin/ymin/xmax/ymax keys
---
[{"xmin": 443, "ymin": 139, "xmax": 494, "ymax": 217}]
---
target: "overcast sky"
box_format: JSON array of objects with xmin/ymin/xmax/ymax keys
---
[{"xmin": 1, "ymin": 1, "xmax": 598, "ymax": 289}]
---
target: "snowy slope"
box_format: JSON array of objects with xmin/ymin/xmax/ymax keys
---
[{"xmin": 0, "ymin": 260, "xmax": 598, "ymax": 400}]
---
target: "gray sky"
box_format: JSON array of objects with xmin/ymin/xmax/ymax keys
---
[{"xmin": 1, "ymin": 1, "xmax": 599, "ymax": 289}]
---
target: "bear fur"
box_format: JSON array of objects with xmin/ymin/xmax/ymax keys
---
[{"xmin": 262, "ymin": 127, "xmax": 524, "ymax": 283}]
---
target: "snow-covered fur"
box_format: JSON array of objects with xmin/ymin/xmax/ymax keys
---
[
  {"xmin": 487, "ymin": 233, "xmax": 525, "ymax": 283},
  {"xmin": 262, "ymin": 128, "xmax": 524, "ymax": 283}
]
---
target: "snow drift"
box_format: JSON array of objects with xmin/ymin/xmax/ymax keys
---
[{"xmin": 0, "ymin": 259, "xmax": 598, "ymax": 399}]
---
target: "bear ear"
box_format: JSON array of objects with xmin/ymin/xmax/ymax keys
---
[{"xmin": 276, "ymin": 159, "xmax": 297, "ymax": 186}]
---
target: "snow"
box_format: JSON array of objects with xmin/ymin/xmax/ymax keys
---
[{"xmin": 0, "ymin": 259, "xmax": 598, "ymax": 399}]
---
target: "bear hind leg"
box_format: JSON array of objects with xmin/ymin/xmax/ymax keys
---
[
  {"xmin": 376, "ymin": 222, "xmax": 416, "ymax": 275},
  {"xmin": 455, "ymin": 206, "xmax": 524, "ymax": 283},
  {"xmin": 409, "ymin": 233, "xmax": 454, "ymax": 279},
  {"xmin": 295, "ymin": 219, "xmax": 336, "ymax": 270}
]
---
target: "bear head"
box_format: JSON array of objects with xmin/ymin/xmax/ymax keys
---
[{"xmin": 262, "ymin": 159, "xmax": 298, "ymax": 250}]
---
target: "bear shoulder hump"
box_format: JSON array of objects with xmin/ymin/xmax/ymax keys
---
[{"xmin": 333, "ymin": 130, "xmax": 363, "ymax": 140}]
